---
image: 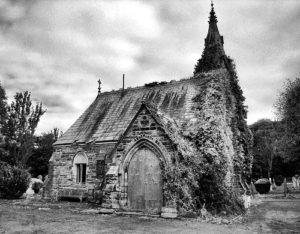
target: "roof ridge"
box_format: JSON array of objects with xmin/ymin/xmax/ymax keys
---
[
  {"xmin": 98, "ymin": 75, "xmax": 201, "ymax": 96},
  {"xmin": 54, "ymin": 69, "xmax": 227, "ymax": 145},
  {"xmin": 98, "ymin": 69, "xmax": 224, "ymax": 96}
]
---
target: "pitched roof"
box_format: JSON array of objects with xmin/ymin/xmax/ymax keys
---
[
  {"xmin": 105, "ymin": 101, "xmax": 170, "ymax": 158},
  {"xmin": 54, "ymin": 74, "xmax": 212, "ymax": 145}
]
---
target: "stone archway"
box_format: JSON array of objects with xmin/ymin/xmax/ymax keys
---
[{"xmin": 127, "ymin": 146, "xmax": 163, "ymax": 213}]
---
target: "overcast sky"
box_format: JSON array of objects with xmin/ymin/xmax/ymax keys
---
[{"xmin": 0, "ymin": 0, "xmax": 299, "ymax": 134}]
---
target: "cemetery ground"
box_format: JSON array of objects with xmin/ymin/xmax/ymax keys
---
[{"xmin": 0, "ymin": 186, "xmax": 300, "ymax": 234}]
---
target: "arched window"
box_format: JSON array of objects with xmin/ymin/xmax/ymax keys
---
[{"xmin": 73, "ymin": 152, "xmax": 88, "ymax": 184}]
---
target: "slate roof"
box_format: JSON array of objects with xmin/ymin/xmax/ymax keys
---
[{"xmin": 54, "ymin": 75, "xmax": 210, "ymax": 145}]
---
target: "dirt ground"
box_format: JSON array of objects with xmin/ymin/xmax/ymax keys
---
[{"xmin": 0, "ymin": 195, "xmax": 299, "ymax": 234}]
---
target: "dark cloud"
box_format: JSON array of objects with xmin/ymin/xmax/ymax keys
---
[
  {"xmin": 38, "ymin": 94, "xmax": 77, "ymax": 114},
  {"xmin": 153, "ymin": 0, "xmax": 203, "ymax": 26},
  {"xmin": 0, "ymin": 0, "xmax": 35, "ymax": 29},
  {"xmin": 1, "ymin": 0, "xmax": 300, "ymax": 133},
  {"xmin": 281, "ymin": 53, "xmax": 300, "ymax": 78}
]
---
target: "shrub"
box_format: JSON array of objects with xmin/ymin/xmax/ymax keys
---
[
  {"xmin": 254, "ymin": 178, "xmax": 271, "ymax": 194},
  {"xmin": 0, "ymin": 161, "xmax": 30, "ymax": 199},
  {"xmin": 32, "ymin": 181, "xmax": 43, "ymax": 194},
  {"xmin": 274, "ymin": 175, "xmax": 284, "ymax": 186}
]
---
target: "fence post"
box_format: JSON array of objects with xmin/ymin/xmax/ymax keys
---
[{"xmin": 284, "ymin": 178, "xmax": 287, "ymax": 197}]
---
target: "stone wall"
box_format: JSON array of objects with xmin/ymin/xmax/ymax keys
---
[
  {"xmin": 46, "ymin": 142, "xmax": 115, "ymax": 199},
  {"xmin": 102, "ymin": 106, "xmax": 176, "ymax": 210},
  {"xmin": 46, "ymin": 105, "xmax": 176, "ymax": 207}
]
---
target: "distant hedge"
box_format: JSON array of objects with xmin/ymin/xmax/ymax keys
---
[{"xmin": 0, "ymin": 161, "xmax": 30, "ymax": 199}]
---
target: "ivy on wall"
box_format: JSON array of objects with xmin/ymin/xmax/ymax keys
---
[
  {"xmin": 160, "ymin": 69, "xmax": 251, "ymax": 214},
  {"xmin": 225, "ymin": 58, "xmax": 253, "ymax": 181},
  {"xmin": 194, "ymin": 44, "xmax": 226, "ymax": 74}
]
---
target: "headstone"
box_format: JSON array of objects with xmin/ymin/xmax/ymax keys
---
[
  {"xmin": 43, "ymin": 175, "xmax": 49, "ymax": 187},
  {"xmin": 241, "ymin": 194, "xmax": 251, "ymax": 209},
  {"xmin": 296, "ymin": 175, "xmax": 300, "ymax": 188},
  {"xmin": 161, "ymin": 207, "xmax": 177, "ymax": 219},
  {"xmin": 284, "ymin": 178, "xmax": 287, "ymax": 197},
  {"xmin": 200, "ymin": 203, "xmax": 208, "ymax": 219},
  {"xmin": 26, "ymin": 178, "xmax": 43, "ymax": 197},
  {"xmin": 25, "ymin": 186, "xmax": 35, "ymax": 196},
  {"xmin": 292, "ymin": 176, "xmax": 297, "ymax": 189},
  {"xmin": 250, "ymin": 181, "xmax": 257, "ymax": 197},
  {"xmin": 272, "ymin": 178, "xmax": 276, "ymax": 190},
  {"xmin": 31, "ymin": 178, "xmax": 44, "ymax": 194}
]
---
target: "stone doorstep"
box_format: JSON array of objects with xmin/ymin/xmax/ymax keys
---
[
  {"xmin": 70, "ymin": 206, "xmax": 178, "ymax": 218},
  {"xmin": 161, "ymin": 212, "xmax": 178, "ymax": 219},
  {"xmin": 81, "ymin": 209, "xmax": 101, "ymax": 214},
  {"xmin": 70, "ymin": 209, "xmax": 111, "ymax": 215},
  {"xmin": 115, "ymin": 211, "xmax": 160, "ymax": 218},
  {"xmin": 98, "ymin": 208, "xmax": 115, "ymax": 214},
  {"xmin": 161, "ymin": 207, "xmax": 178, "ymax": 219},
  {"xmin": 80, "ymin": 210, "xmax": 175, "ymax": 218},
  {"xmin": 161, "ymin": 207, "xmax": 177, "ymax": 213}
]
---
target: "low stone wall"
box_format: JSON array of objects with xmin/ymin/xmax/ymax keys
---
[{"xmin": 58, "ymin": 187, "xmax": 88, "ymax": 202}]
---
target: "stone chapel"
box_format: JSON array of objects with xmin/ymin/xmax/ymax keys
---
[{"xmin": 46, "ymin": 3, "xmax": 252, "ymax": 214}]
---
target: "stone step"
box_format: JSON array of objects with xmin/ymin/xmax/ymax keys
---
[
  {"xmin": 161, "ymin": 207, "xmax": 178, "ymax": 219},
  {"xmin": 161, "ymin": 212, "xmax": 178, "ymax": 219},
  {"xmin": 98, "ymin": 208, "xmax": 115, "ymax": 214},
  {"xmin": 115, "ymin": 211, "xmax": 160, "ymax": 218}
]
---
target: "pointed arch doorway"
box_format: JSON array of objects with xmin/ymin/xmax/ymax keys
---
[{"xmin": 127, "ymin": 146, "xmax": 163, "ymax": 213}]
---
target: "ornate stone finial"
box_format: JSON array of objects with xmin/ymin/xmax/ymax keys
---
[
  {"xmin": 193, "ymin": 1, "xmax": 227, "ymax": 75},
  {"xmin": 209, "ymin": 0, "xmax": 217, "ymax": 23},
  {"xmin": 97, "ymin": 79, "xmax": 102, "ymax": 95}
]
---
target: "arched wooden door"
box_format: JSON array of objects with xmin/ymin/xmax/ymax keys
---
[{"xmin": 128, "ymin": 147, "xmax": 163, "ymax": 213}]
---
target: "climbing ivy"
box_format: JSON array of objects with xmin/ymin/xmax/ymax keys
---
[
  {"xmin": 225, "ymin": 58, "xmax": 253, "ymax": 181},
  {"xmin": 160, "ymin": 70, "xmax": 249, "ymax": 214},
  {"xmin": 194, "ymin": 44, "xmax": 226, "ymax": 74}
]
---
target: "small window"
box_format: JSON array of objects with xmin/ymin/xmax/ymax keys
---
[
  {"xmin": 76, "ymin": 164, "xmax": 86, "ymax": 183},
  {"xmin": 73, "ymin": 152, "xmax": 88, "ymax": 184}
]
